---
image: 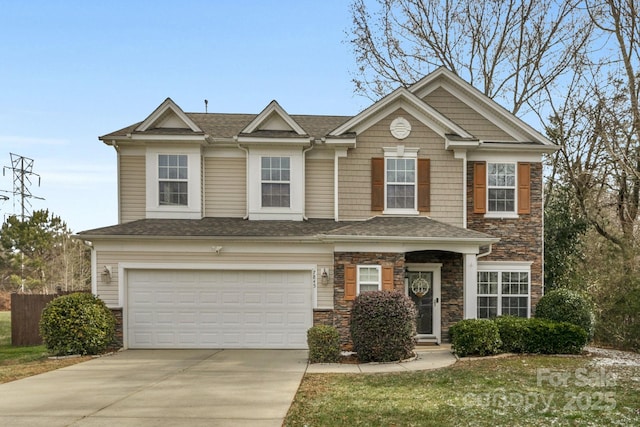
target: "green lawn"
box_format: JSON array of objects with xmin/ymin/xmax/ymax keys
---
[
  {"xmin": 285, "ymin": 354, "xmax": 640, "ymax": 426},
  {"xmin": 0, "ymin": 311, "xmax": 88, "ymax": 383}
]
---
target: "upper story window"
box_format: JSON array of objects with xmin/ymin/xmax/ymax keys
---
[
  {"xmin": 386, "ymin": 158, "xmax": 416, "ymax": 210},
  {"xmin": 158, "ymin": 154, "xmax": 188, "ymax": 206},
  {"xmin": 261, "ymin": 156, "xmax": 290, "ymax": 208},
  {"xmin": 487, "ymin": 163, "xmax": 515, "ymax": 212}
]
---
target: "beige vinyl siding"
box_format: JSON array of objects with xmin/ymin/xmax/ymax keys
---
[
  {"xmin": 338, "ymin": 108, "xmax": 463, "ymax": 226},
  {"xmin": 423, "ymin": 87, "xmax": 515, "ymax": 141},
  {"xmin": 306, "ymin": 158, "xmax": 334, "ymax": 218},
  {"xmin": 96, "ymin": 248, "xmax": 334, "ymax": 309},
  {"xmin": 204, "ymin": 157, "xmax": 246, "ymax": 217},
  {"xmin": 119, "ymin": 155, "xmax": 145, "ymax": 223}
]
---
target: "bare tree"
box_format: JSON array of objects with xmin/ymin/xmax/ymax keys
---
[{"xmin": 349, "ymin": 0, "xmax": 594, "ymax": 115}]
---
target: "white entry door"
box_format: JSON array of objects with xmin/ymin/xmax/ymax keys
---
[{"xmin": 127, "ymin": 269, "xmax": 312, "ymax": 349}]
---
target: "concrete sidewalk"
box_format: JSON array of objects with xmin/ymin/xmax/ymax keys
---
[{"xmin": 306, "ymin": 345, "xmax": 457, "ymax": 373}]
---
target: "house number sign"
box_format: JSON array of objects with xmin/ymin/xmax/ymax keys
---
[{"xmin": 411, "ymin": 273, "xmax": 431, "ymax": 298}]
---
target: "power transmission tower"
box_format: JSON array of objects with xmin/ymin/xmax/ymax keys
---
[{"xmin": 2, "ymin": 153, "xmax": 44, "ymax": 221}]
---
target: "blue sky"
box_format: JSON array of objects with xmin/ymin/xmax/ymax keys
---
[{"xmin": 0, "ymin": 0, "xmax": 366, "ymax": 232}]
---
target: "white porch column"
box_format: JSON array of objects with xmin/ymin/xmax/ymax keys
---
[{"xmin": 463, "ymin": 253, "xmax": 478, "ymax": 319}]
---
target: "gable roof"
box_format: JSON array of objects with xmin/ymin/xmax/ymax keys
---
[
  {"xmin": 135, "ymin": 98, "xmax": 203, "ymax": 133},
  {"xmin": 240, "ymin": 100, "xmax": 307, "ymax": 135},
  {"xmin": 410, "ymin": 67, "xmax": 554, "ymax": 146},
  {"xmin": 328, "ymin": 87, "xmax": 473, "ymax": 139}
]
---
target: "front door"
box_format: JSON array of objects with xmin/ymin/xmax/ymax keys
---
[{"xmin": 406, "ymin": 264, "xmax": 441, "ymax": 343}]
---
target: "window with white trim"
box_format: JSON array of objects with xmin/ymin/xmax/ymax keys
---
[
  {"xmin": 477, "ymin": 270, "xmax": 529, "ymax": 318},
  {"xmin": 386, "ymin": 157, "xmax": 416, "ymax": 210},
  {"xmin": 487, "ymin": 163, "xmax": 516, "ymax": 212},
  {"xmin": 158, "ymin": 154, "xmax": 188, "ymax": 206},
  {"xmin": 358, "ymin": 265, "xmax": 381, "ymax": 293},
  {"xmin": 261, "ymin": 156, "xmax": 290, "ymax": 207}
]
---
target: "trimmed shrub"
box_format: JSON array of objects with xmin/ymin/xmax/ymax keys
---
[
  {"xmin": 535, "ymin": 288, "xmax": 595, "ymax": 339},
  {"xmin": 494, "ymin": 316, "xmax": 529, "ymax": 353},
  {"xmin": 523, "ymin": 318, "xmax": 588, "ymax": 354},
  {"xmin": 307, "ymin": 325, "xmax": 341, "ymax": 363},
  {"xmin": 450, "ymin": 319, "xmax": 502, "ymax": 357},
  {"xmin": 350, "ymin": 290, "xmax": 416, "ymax": 362},
  {"xmin": 40, "ymin": 293, "xmax": 116, "ymax": 356}
]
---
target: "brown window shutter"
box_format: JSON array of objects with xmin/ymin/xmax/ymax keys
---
[
  {"xmin": 371, "ymin": 157, "xmax": 384, "ymax": 211},
  {"xmin": 473, "ymin": 161, "xmax": 487, "ymax": 214},
  {"xmin": 344, "ymin": 265, "xmax": 357, "ymax": 301},
  {"xmin": 517, "ymin": 162, "xmax": 531, "ymax": 214},
  {"xmin": 382, "ymin": 266, "xmax": 394, "ymax": 291},
  {"xmin": 417, "ymin": 158, "xmax": 431, "ymax": 212}
]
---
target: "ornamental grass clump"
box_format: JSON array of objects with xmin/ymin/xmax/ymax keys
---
[
  {"xmin": 350, "ymin": 290, "xmax": 416, "ymax": 362},
  {"xmin": 39, "ymin": 292, "xmax": 116, "ymax": 356}
]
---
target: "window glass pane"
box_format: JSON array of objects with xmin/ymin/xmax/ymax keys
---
[
  {"xmin": 477, "ymin": 296, "xmax": 498, "ymax": 318},
  {"xmin": 261, "ymin": 183, "xmax": 290, "ymax": 207},
  {"xmin": 359, "ymin": 267, "xmax": 378, "ymax": 282},
  {"xmin": 360, "ymin": 284, "xmax": 379, "ymax": 293},
  {"xmin": 159, "ymin": 181, "xmax": 188, "ymax": 206},
  {"xmin": 502, "ymin": 297, "xmax": 528, "ymax": 317}
]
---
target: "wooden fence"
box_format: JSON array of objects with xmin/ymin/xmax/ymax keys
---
[
  {"xmin": 10, "ymin": 291, "xmax": 88, "ymax": 346},
  {"xmin": 11, "ymin": 293, "xmax": 57, "ymax": 346}
]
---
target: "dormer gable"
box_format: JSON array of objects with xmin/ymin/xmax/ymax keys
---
[
  {"xmin": 327, "ymin": 87, "xmax": 473, "ymax": 141},
  {"xmin": 409, "ymin": 67, "xmax": 554, "ymax": 146},
  {"xmin": 136, "ymin": 98, "xmax": 203, "ymax": 133},
  {"xmin": 240, "ymin": 100, "xmax": 307, "ymax": 135}
]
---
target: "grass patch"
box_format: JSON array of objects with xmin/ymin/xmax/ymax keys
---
[
  {"xmin": 0, "ymin": 311, "xmax": 89, "ymax": 383},
  {"xmin": 285, "ymin": 355, "xmax": 640, "ymax": 426}
]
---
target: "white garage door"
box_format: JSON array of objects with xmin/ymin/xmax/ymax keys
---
[{"xmin": 127, "ymin": 269, "xmax": 312, "ymax": 349}]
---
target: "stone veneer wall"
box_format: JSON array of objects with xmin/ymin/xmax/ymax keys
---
[
  {"xmin": 329, "ymin": 252, "xmax": 406, "ymax": 349},
  {"xmin": 467, "ymin": 161, "xmax": 544, "ymax": 312},
  {"xmin": 406, "ymin": 251, "xmax": 463, "ymax": 342},
  {"xmin": 314, "ymin": 251, "xmax": 465, "ymax": 347},
  {"xmin": 110, "ymin": 308, "xmax": 123, "ymax": 349}
]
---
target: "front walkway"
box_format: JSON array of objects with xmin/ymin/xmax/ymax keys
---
[{"xmin": 306, "ymin": 344, "xmax": 456, "ymax": 373}]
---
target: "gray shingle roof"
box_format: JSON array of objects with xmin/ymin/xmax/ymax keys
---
[
  {"xmin": 77, "ymin": 216, "xmax": 496, "ymax": 243},
  {"xmin": 100, "ymin": 113, "xmax": 352, "ymax": 141}
]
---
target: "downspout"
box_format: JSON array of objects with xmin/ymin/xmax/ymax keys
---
[
  {"xmin": 236, "ymin": 142, "xmax": 250, "ymax": 219},
  {"xmin": 476, "ymin": 244, "xmax": 492, "ymax": 259},
  {"xmin": 462, "ymin": 151, "xmax": 467, "ymax": 229},
  {"xmin": 108, "ymin": 140, "xmax": 121, "ymax": 223},
  {"xmin": 334, "ymin": 150, "xmax": 339, "ymax": 221},
  {"xmin": 302, "ymin": 140, "xmax": 315, "ymax": 220}
]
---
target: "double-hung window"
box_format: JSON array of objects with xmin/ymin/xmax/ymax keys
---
[
  {"xmin": 386, "ymin": 157, "xmax": 416, "ymax": 210},
  {"xmin": 358, "ymin": 265, "xmax": 381, "ymax": 293},
  {"xmin": 477, "ymin": 269, "xmax": 529, "ymax": 318},
  {"xmin": 158, "ymin": 154, "xmax": 188, "ymax": 206},
  {"xmin": 487, "ymin": 163, "xmax": 516, "ymax": 213},
  {"xmin": 261, "ymin": 156, "xmax": 290, "ymax": 208}
]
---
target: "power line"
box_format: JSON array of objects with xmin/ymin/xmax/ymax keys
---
[{"xmin": 2, "ymin": 153, "xmax": 45, "ymax": 221}]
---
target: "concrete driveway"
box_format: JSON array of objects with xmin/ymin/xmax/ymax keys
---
[{"xmin": 0, "ymin": 349, "xmax": 308, "ymax": 427}]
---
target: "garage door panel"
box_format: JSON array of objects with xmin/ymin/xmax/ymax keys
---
[{"xmin": 128, "ymin": 269, "xmax": 312, "ymax": 349}]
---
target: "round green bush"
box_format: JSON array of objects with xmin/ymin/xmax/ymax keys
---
[
  {"xmin": 307, "ymin": 325, "xmax": 341, "ymax": 363},
  {"xmin": 40, "ymin": 293, "xmax": 116, "ymax": 356},
  {"xmin": 535, "ymin": 288, "xmax": 595, "ymax": 339},
  {"xmin": 450, "ymin": 319, "xmax": 502, "ymax": 357},
  {"xmin": 350, "ymin": 290, "xmax": 417, "ymax": 362},
  {"xmin": 523, "ymin": 318, "xmax": 588, "ymax": 354}
]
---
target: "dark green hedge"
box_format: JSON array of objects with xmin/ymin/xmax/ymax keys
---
[
  {"xmin": 535, "ymin": 288, "xmax": 595, "ymax": 339},
  {"xmin": 307, "ymin": 325, "xmax": 341, "ymax": 363},
  {"xmin": 451, "ymin": 317, "xmax": 588, "ymax": 357},
  {"xmin": 39, "ymin": 293, "xmax": 116, "ymax": 356},
  {"xmin": 449, "ymin": 319, "xmax": 502, "ymax": 357}
]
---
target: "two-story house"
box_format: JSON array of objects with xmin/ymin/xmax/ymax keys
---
[{"xmin": 78, "ymin": 68, "xmax": 558, "ymax": 349}]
